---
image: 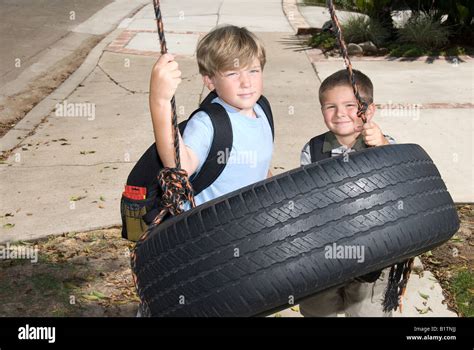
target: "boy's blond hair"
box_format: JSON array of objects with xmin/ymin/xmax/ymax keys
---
[{"xmin": 196, "ymin": 25, "xmax": 266, "ymax": 77}]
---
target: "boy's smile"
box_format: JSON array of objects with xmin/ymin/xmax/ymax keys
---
[{"xmin": 203, "ymin": 58, "xmax": 263, "ymax": 118}]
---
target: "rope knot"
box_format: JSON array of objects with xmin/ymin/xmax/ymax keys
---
[{"xmin": 157, "ymin": 167, "xmax": 195, "ymax": 216}]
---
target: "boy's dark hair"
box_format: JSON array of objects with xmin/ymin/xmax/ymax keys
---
[{"xmin": 319, "ymin": 69, "xmax": 373, "ymax": 104}]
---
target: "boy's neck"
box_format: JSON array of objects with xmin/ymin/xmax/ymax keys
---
[
  {"xmin": 217, "ymin": 96, "xmax": 256, "ymax": 118},
  {"xmin": 240, "ymin": 107, "xmax": 256, "ymax": 118},
  {"xmin": 334, "ymin": 133, "xmax": 360, "ymax": 148}
]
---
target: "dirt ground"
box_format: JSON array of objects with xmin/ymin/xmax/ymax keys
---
[
  {"xmin": 0, "ymin": 228, "xmax": 139, "ymax": 317},
  {"xmin": 0, "ymin": 205, "xmax": 472, "ymax": 317},
  {"xmin": 0, "ymin": 35, "xmax": 104, "ymax": 139},
  {"xmin": 419, "ymin": 204, "xmax": 473, "ymax": 317}
]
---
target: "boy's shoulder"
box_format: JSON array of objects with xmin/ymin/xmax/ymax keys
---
[
  {"xmin": 300, "ymin": 131, "xmax": 330, "ymax": 166},
  {"xmin": 301, "ymin": 131, "xmax": 330, "ymax": 151}
]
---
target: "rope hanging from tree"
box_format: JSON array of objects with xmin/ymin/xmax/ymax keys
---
[
  {"xmin": 326, "ymin": 0, "xmax": 415, "ymax": 313},
  {"xmin": 130, "ymin": 0, "xmax": 196, "ymax": 316},
  {"xmin": 148, "ymin": 0, "xmax": 196, "ymax": 229},
  {"xmin": 326, "ymin": 0, "xmax": 369, "ymax": 123}
]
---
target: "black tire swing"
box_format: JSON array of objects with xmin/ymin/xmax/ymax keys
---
[{"xmin": 130, "ymin": 0, "xmax": 460, "ymax": 317}]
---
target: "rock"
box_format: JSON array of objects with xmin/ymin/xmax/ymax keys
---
[
  {"xmin": 347, "ymin": 43, "xmax": 363, "ymax": 56},
  {"xmin": 322, "ymin": 20, "xmax": 333, "ymax": 32},
  {"xmin": 296, "ymin": 27, "xmax": 322, "ymax": 36},
  {"xmin": 359, "ymin": 41, "xmax": 378, "ymax": 54},
  {"xmin": 412, "ymin": 257, "xmax": 424, "ymax": 274}
]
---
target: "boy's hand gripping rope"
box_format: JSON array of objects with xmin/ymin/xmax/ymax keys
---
[
  {"xmin": 130, "ymin": 1, "xmax": 195, "ymax": 316},
  {"xmin": 151, "ymin": 0, "xmax": 195, "ymax": 225},
  {"xmin": 326, "ymin": 0, "xmax": 415, "ymax": 313}
]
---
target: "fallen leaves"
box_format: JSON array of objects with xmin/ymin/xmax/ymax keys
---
[
  {"xmin": 415, "ymin": 306, "xmax": 432, "ymax": 314},
  {"xmin": 0, "ymin": 228, "xmax": 139, "ymax": 315},
  {"xmin": 82, "ymin": 292, "xmax": 107, "ymax": 302},
  {"xmin": 450, "ymin": 235, "xmax": 464, "ymax": 243},
  {"xmin": 418, "ymin": 292, "xmax": 430, "ymax": 300}
]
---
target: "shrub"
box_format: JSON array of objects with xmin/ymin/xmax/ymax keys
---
[
  {"xmin": 398, "ymin": 14, "xmax": 450, "ymax": 49},
  {"xmin": 308, "ymin": 31, "xmax": 337, "ymax": 51},
  {"xmin": 388, "ymin": 43, "xmax": 426, "ymax": 57},
  {"xmin": 342, "ymin": 16, "xmax": 390, "ymax": 46},
  {"xmin": 302, "ymin": 0, "xmax": 356, "ymax": 10}
]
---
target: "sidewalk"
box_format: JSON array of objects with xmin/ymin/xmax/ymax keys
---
[
  {"xmin": 297, "ymin": 0, "xmax": 474, "ymax": 203},
  {"xmin": 0, "ymin": 0, "xmax": 463, "ymax": 317},
  {"xmin": 0, "ymin": 0, "xmax": 313, "ymax": 244}
]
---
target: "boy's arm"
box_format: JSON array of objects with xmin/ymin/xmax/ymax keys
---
[{"xmin": 149, "ymin": 54, "xmax": 199, "ymax": 177}]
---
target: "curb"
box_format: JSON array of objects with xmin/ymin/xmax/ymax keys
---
[{"xmin": 282, "ymin": 0, "xmax": 310, "ymax": 33}]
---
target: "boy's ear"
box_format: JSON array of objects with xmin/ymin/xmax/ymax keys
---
[
  {"xmin": 202, "ymin": 75, "xmax": 215, "ymax": 91},
  {"xmin": 364, "ymin": 103, "xmax": 376, "ymax": 122}
]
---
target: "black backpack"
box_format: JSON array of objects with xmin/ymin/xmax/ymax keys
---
[
  {"xmin": 120, "ymin": 90, "xmax": 274, "ymax": 241},
  {"xmin": 309, "ymin": 132, "xmax": 331, "ymax": 163}
]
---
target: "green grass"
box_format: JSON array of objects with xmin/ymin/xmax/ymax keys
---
[
  {"xmin": 451, "ymin": 270, "xmax": 474, "ymax": 317},
  {"xmin": 31, "ymin": 273, "xmax": 64, "ymax": 293}
]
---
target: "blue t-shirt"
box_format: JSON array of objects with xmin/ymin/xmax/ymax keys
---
[{"xmin": 182, "ymin": 97, "xmax": 273, "ymax": 209}]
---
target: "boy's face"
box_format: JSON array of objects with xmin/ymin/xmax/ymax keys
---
[
  {"xmin": 320, "ymin": 85, "xmax": 375, "ymax": 137},
  {"xmin": 203, "ymin": 57, "xmax": 263, "ymax": 115}
]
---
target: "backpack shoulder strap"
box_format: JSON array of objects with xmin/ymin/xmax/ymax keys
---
[
  {"xmin": 256, "ymin": 95, "xmax": 274, "ymax": 141},
  {"xmin": 184, "ymin": 102, "xmax": 233, "ymax": 197},
  {"xmin": 200, "ymin": 90, "xmax": 219, "ymax": 106},
  {"xmin": 309, "ymin": 132, "xmax": 331, "ymax": 163}
]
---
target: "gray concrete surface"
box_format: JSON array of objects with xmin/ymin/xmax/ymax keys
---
[{"xmin": 0, "ymin": 0, "xmax": 113, "ymax": 85}]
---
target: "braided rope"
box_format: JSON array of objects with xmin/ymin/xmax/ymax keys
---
[
  {"xmin": 326, "ymin": 0, "xmax": 368, "ymax": 122},
  {"xmin": 153, "ymin": 0, "xmax": 181, "ymax": 168},
  {"xmin": 398, "ymin": 257, "xmax": 415, "ymax": 312},
  {"xmin": 326, "ymin": 0, "xmax": 415, "ymax": 313},
  {"xmin": 130, "ymin": 0, "xmax": 196, "ymax": 315}
]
